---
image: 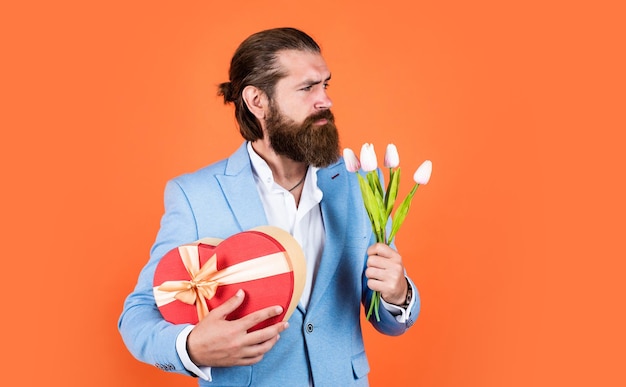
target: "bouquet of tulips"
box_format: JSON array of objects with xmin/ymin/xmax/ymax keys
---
[{"xmin": 343, "ymin": 143, "xmax": 432, "ymax": 321}]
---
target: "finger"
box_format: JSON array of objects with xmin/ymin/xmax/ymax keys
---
[
  {"xmin": 366, "ymin": 254, "xmax": 384, "ymax": 268},
  {"xmin": 365, "ymin": 266, "xmax": 384, "ymax": 281},
  {"xmin": 367, "ymin": 253, "xmax": 397, "ymax": 269},
  {"xmin": 225, "ymin": 322, "xmax": 287, "ymax": 367},
  {"xmin": 210, "ymin": 289, "xmax": 246, "ymax": 319},
  {"xmin": 368, "ymin": 243, "xmax": 400, "ymax": 261},
  {"xmin": 240, "ymin": 305, "xmax": 285, "ymax": 331},
  {"xmin": 368, "ymin": 254, "xmax": 403, "ymax": 272},
  {"xmin": 366, "ymin": 277, "xmax": 384, "ymax": 293},
  {"xmin": 366, "ymin": 243, "xmax": 385, "ymax": 256},
  {"xmin": 367, "ymin": 277, "xmax": 399, "ymax": 299},
  {"xmin": 237, "ymin": 333, "xmax": 282, "ymax": 364},
  {"xmin": 243, "ymin": 320, "xmax": 289, "ymax": 347},
  {"xmin": 367, "ymin": 264, "xmax": 404, "ymax": 285}
]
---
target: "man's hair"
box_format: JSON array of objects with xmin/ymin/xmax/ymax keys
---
[{"xmin": 218, "ymin": 27, "xmax": 321, "ymax": 141}]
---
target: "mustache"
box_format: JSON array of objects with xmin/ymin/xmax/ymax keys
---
[{"xmin": 303, "ymin": 109, "xmax": 335, "ymax": 126}]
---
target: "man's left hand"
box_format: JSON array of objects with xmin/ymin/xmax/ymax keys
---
[{"xmin": 365, "ymin": 243, "xmax": 408, "ymax": 306}]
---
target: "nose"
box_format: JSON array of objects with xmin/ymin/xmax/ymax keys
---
[{"xmin": 314, "ymin": 89, "xmax": 332, "ymax": 110}]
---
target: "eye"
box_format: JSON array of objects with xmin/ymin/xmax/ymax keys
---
[
  {"xmin": 300, "ymin": 85, "xmax": 313, "ymax": 91},
  {"xmin": 323, "ymin": 82, "xmax": 330, "ymax": 89}
]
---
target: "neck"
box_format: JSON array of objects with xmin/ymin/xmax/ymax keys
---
[{"xmin": 251, "ymin": 140, "xmax": 308, "ymax": 190}]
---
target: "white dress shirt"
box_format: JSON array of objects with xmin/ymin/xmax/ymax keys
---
[{"xmin": 247, "ymin": 142, "xmax": 325, "ymax": 309}]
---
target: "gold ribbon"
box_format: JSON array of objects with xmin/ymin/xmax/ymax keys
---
[{"xmin": 154, "ymin": 244, "xmax": 292, "ymax": 321}]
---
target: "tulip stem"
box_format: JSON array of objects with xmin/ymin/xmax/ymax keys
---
[{"xmin": 366, "ymin": 291, "xmax": 381, "ymax": 322}]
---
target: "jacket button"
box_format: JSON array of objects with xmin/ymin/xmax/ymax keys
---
[{"xmin": 306, "ymin": 323, "xmax": 314, "ymax": 333}]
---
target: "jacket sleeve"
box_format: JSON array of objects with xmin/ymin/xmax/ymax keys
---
[
  {"xmin": 364, "ymin": 273, "xmax": 420, "ymax": 336},
  {"xmin": 362, "ymin": 252, "xmax": 421, "ymax": 335},
  {"xmin": 118, "ymin": 179, "xmax": 201, "ymax": 375}
]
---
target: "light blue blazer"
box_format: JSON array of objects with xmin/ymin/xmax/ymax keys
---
[{"xmin": 119, "ymin": 142, "xmax": 420, "ymax": 386}]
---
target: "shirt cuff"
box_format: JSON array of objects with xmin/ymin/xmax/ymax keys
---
[
  {"xmin": 175, "ymin": 325, "xmax": 212, "ymax": 381},
  {"xmin": 380, "ymin": 280, "xmax": 416, "ymax": 323}
]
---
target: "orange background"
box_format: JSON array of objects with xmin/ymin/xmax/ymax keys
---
[{"xmin": 2, "ymin": 1, "xmax": 625, "ymax": 386}]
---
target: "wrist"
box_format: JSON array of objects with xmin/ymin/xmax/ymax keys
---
[
  {"xmin": 383, "ymin": 278, "xmax": 412, "ymax": 307},
  {"xmin": 400, "ymin": 279, "xmax": 412, "ymax": 308}
]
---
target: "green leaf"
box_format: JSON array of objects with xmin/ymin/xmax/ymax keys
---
[
  {"xmin": 373, "ymin": 184, "xmax": 386, "ymax": 241},
  {"xmin": 384, "ymin": 168, "xmax": 400, "ymax": 220},
  {"xmin": 357, "ymin": 174, "xmax": 384, "ymax": 242},
  {"xmin": 388, "ymin": 184, "xmax": 419, "ymax": 243},
  {"xmin": 362, "ymin": 172, "xmax": 386, "ymax": 243},
  {"xmin": 367, "ymin": 171, "xmax": 384, "ymax": 199}
]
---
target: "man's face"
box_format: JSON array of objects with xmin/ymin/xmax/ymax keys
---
[
  {"xmin": 265, "ymin": 102, "xmax": 339, "ymax": 167},
  {"xmin": 264, "ymin": 50, "xmax": 340, "ymax": 167}
]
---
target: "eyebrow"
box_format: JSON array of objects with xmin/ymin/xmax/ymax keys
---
[{"xmin": 297, "ymin": 74, "xmax": 332, "ymax": 88}]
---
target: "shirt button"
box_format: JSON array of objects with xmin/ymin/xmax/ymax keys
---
[{"xmin": 306, "ymin": 323, "xmax": 314, "ymax": 333}]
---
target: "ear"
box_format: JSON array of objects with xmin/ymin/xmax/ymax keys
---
[{"xmin": 242, "ymin": 85, "xmax": 268, "ymax": 120}]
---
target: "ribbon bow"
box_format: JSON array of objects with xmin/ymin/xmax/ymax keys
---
[{"xmin": 154, "ymin": 243, "xmax": 292, "ymax": 321}]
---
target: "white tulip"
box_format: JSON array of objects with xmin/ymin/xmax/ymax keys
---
[
  {"xmin": 413, "ymin": 160, "xmax": 432, "ymax": 185},
  {"xmin": 384, "ymin": 144, "xmax": 399, "ymax": 168},
  {"xmin": 342, "ymin": 148, "xmax": 361, "ymax": 172},
  {"xmin": 359, "ymin": 143, "xmax": 378, "ymax": 172}
]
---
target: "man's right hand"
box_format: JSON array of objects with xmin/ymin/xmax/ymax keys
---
[{"xmin": 186, "ymin": 289, "xmax": 289, "ymax": 367}]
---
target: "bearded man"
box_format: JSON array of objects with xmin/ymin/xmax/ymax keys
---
[{"xmin": 119, "ymin": 27, "xmax": 420, "ymax": 386}]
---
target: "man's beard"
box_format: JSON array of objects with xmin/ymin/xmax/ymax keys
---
[{"xmin": 265, "ymin": 103, "xmax": 340, "ymax": 168}]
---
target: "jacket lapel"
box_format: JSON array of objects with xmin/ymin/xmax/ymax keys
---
[
  {"xmin": 215, "ymin": 143, "xmax": 268, "ymax": 232},
  {"xmin": 306, "ymin": 161, "xmax": 351, "ymax": 310}
]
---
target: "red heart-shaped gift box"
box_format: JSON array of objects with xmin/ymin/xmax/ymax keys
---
[{"xmin": 153, "ymin": 226, "xmax": 306, "ymax": 331}]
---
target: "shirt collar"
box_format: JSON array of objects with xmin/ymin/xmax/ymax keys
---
[
  {"xmin": 247, "ymin": 142, "xmax": 323, "ymax": 201},
  {"xmin": 247, "ymin": 142, "xmax": 275, "ymax": 190}
]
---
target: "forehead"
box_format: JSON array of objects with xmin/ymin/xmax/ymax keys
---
[{"xmin": 275, "ymin": 50, "xmax": 330, "ymax": 84}]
